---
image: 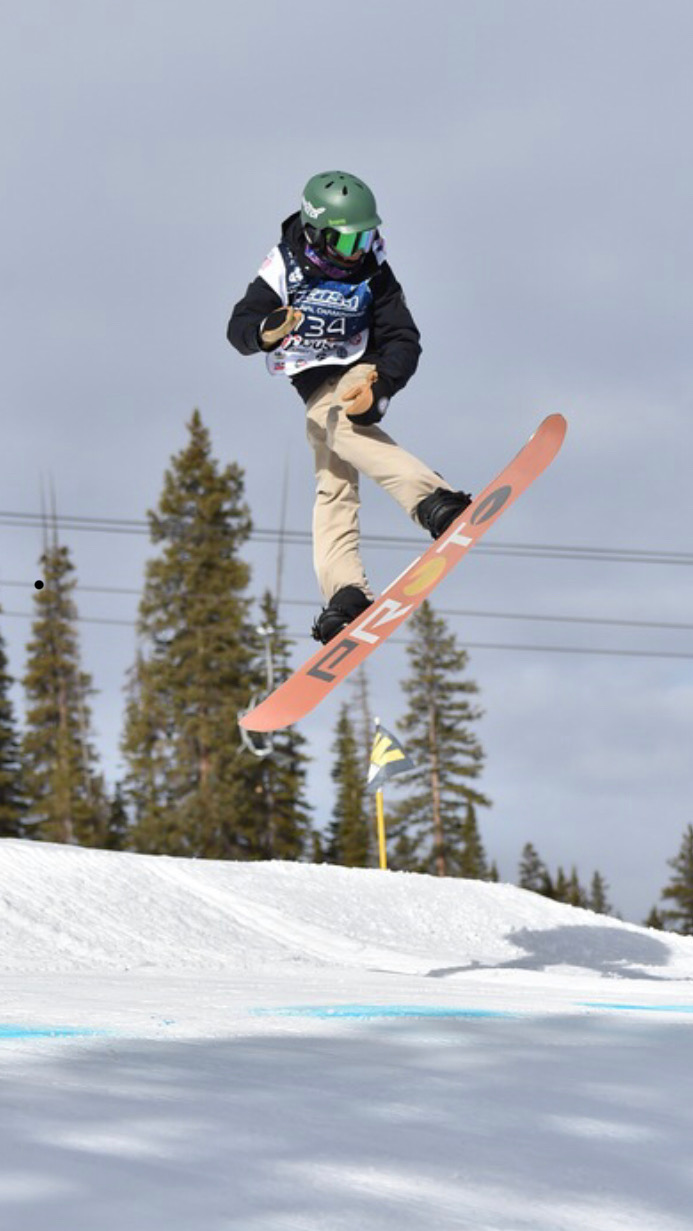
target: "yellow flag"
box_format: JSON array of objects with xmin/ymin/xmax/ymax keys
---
[{"xmin": 366, "ymin": 724, "xmax": 413, "ymax": 791}]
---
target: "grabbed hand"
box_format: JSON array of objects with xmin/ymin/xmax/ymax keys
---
[
  {"xmin": 343, "ymin": 370, "xmax": 389, "ymax": 425},
  {"xmin": 259, "ymin": 305, "xmax": 304, "ymax": 350}
]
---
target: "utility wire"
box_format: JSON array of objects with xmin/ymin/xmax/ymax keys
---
[
  {"xmin": 279, "ymin": 598, "xmax": 693, "ymax": 635},
  {"xmin": 4, "ymin": 510, "xmax": 691, "ymax": 658},
  {"xmin": 1, "ymin": 508, "xmax": 692, "ymax": 566},
  {"xmin": 1, "ymin": 608, "xmax": 692, "ymax": 661},
  {"xmin": 1, "ymin": 578, "xmax": 690, "ymax": 636}
]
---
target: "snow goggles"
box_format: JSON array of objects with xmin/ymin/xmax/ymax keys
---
[{"xmin": 325, "ymin": 227, "xmax": 377, "ymax": 258}]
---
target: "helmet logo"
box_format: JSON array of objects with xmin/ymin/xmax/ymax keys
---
[{"xmin": 302, "ymin": 196, "xmax": 326, "ymax": 220}]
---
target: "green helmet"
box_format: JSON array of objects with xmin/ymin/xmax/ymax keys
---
[
  {"xmin": 300, "ymin": 171, "xmax": 382, "ymax": 266},
  {"xmin": 301, "ymin": 171, "xmax": 381, "ymax": 233}
]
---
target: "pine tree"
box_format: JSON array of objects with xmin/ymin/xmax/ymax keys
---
[
  {"xmin": 349, "ymin": 666, "xmax": 374, "ymax": 783},
  {"xmin": 644, "ymin": 906, "xmax": 665, "ymax": 930},
  {"xmin": 553, "ymin": 866, "xmax": 569, "ymax": 903},
  {"xmin": 242, "ymin": 592, "xmax": 312, "ymax": 860},
  {"xmin": 566, "ymin": 866, "xmax": 588, "ymax": 909},
  {"xmin": 122, "ymin": 410, "xmax": 262, "ymax": 858},
  {"xmin": 548, "ymin": 866, "xmax": 588, "ymax": 908},
  {"xmin": 21, "ymin": 542, "xmax": 107, "ymax": 844},
  {"xmin": 519, "ymin": 850, "xmax": 616, "ymax": 915},
  {"xmin": 0, "ymin": 614, "xmax": 25, "ymax": 837},
  {"xmin": 390, "ymin": 827, "xmax": 420, "ymax": 873},
  {"xmin": 327, "ymin": 703, "xmax": 370, "ymax": 867},
  {"xmin": 310, "ymin": 830, "xmax": 326, "ymax": 863},
  {"xmin": 660, "ymin": 824, "xmax": 693, "ymax": 935},
  {"xmin": 588, "ymin": 870, "xmax": 613, "ymax": 916},
  {"xmin": 458, "ymin": 804, "xmax": 489, "ymax": 879},
  {"xmin": 391, "ymin": 601, "xmax": 491, "ymax": 877},
  {"xmin": 518, "ymin": 843, "xmax": 550, "ymax": 894},
  {"xmin": 104, "ymin": 782, "xmax": 130, "ymax": 850}
]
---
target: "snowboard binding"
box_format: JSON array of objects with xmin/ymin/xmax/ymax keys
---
[{"xmin": 312, "ymin": 585, "xmax": 373, "ymax": 645}]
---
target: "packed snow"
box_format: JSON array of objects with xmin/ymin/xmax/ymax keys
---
[{"xmin": 1, "ymin": 839, "xmax": 692, "ymax": 1230}]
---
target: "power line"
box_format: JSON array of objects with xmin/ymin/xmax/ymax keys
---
[
  {"xmin": 1, "ymin": 578, "xmax": 690, "ymax": 636},
  {"xmin": 1, "ymin": 508, "xmax": 692, "ymax": 566},
  {"xmin": 1, "ymin": 608, "xmax": 692, "ymax": 661},
  {"xmin": 0, "ymin": 511, "xmax": 150, "ymax": 536},
  {"xmin": 251, "ymin": 530, "xmax": 693, "ymax": 568},
  {"xmin": 279, "ymin": 598, "xmax": 693, "ymax": 635},
  {"xmin": 1, "ymin": 609, "xmax": 135, "ymax": 628},
  {"xmin": 0, "ymin": 580, "xmax": 142, "ymax": 597}
]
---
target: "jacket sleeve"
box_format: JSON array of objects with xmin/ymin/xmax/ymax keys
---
[
  {"xmin": 227, "ymin": 275, "xmax": 283, "ymax": 356},
  {"xmin": 369, "ymin": 263, "xmax": 422, "ymax": 399}
]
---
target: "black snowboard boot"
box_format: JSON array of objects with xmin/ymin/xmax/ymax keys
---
[
  {"xmin": 416, "ymin": 487, "xmax": 473, "ymax": 540},
  {"xmin": 312, "ymin": 585, "xmax": 373, "ymax": 644}
]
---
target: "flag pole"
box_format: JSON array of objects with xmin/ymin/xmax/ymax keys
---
[
  {"xmin": 376, "ymin": 786, "xmax": 387, "ymax": 871},
  {"xmin": 373, "ymin": 716, "xmax": 387, "ymax": 870}
]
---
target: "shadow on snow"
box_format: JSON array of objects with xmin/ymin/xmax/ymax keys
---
[
  {"xmin": 425, "ymin": 924, "xmax": 682, "ymax": 980},
  {"xmin": 0, "ymin": 1015, "xmax": 692, "ymax": 1231}
]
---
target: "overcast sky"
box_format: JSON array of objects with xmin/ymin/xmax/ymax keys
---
[{"xmin": 1, "ymin": 0, "xmax": 692, "ymax": 922}]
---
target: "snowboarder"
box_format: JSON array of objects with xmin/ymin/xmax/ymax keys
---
[{"xmin": 227, "ymin": 170, "xmax": 471, "ymax": 643}]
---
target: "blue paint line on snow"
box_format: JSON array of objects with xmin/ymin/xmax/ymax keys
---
[
  {"xmin": 582, "ymin": 1003, "xmax": 693, "ymax": 1014},
  {"xmin": 0, "ymin": 1024, "xmax": 112, "ymax": 1040},
  {"xmin": 252, "ymin": 1005, "xmax": 518, "ymax": 1020}
]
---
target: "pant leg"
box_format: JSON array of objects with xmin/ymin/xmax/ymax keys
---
[
  {"xmin": 306, "ymin": 377, "xmax": 373, "ymax": 602},
  {"xmin": 328, "ymin": 363, "xmax": 453, "ymax": 517}
]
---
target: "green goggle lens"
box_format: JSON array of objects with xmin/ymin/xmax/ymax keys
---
[{"xmin": 329, "ymin": 228, "xmax": 376, "ymax": 257}]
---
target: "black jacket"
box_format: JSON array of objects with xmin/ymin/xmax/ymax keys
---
[{"xmin": 227, "ymin": 213, "xmax": 422, "ymax": 404}]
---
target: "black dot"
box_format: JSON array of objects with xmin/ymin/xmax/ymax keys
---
[{"xmin": 34, "ymin": 580, "xmax": 44, "ymax": 590}]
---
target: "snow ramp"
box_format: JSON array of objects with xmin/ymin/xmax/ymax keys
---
[{"xmin": 2, "ymin": 839, "xmax": 692, "ymax": 980}]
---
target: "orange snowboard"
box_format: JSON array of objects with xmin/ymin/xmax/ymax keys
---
[{"xmin": 240, "ymin": 414, "xmax": 567, "ymax": 732}]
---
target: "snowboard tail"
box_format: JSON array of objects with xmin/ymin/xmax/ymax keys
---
[{"xmin": 240, "ymin": 414, "xmax": 567, "ymax": 732}]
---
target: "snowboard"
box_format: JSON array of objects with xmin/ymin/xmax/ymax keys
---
[{"xmin": 240, "ymin": 413, "xmax": 567, "ymax": 733}]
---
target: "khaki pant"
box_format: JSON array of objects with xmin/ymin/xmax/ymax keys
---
[{"xmin": 305, "ymin": 362, "xmax": 452, "ymax": 601}]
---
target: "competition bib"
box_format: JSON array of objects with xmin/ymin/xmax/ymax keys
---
[{"xmin": 259, "ymin": 242, "xmax": 375, "ymax": 377}]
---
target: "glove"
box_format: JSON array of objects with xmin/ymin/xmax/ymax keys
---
[
  {"xmin": 343, "ymin": 370, "xmax": 391, "ymax": 425},
  {"xmin": 259, "ymin": 305, "xmax": 304, "ymax": 350}
]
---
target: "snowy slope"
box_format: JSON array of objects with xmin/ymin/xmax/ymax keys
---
[
  {"xmin": 1, "ymin": 839, "xmax": 693, "ymax": 1231},
  {"xmin": 2, "ymin": 837, "xmax": 692, "ymax": 980}
]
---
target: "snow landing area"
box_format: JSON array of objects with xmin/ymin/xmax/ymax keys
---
[{"xmin": 1, "ymin": 840, "xmax": 692, "ymax": 1231}]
